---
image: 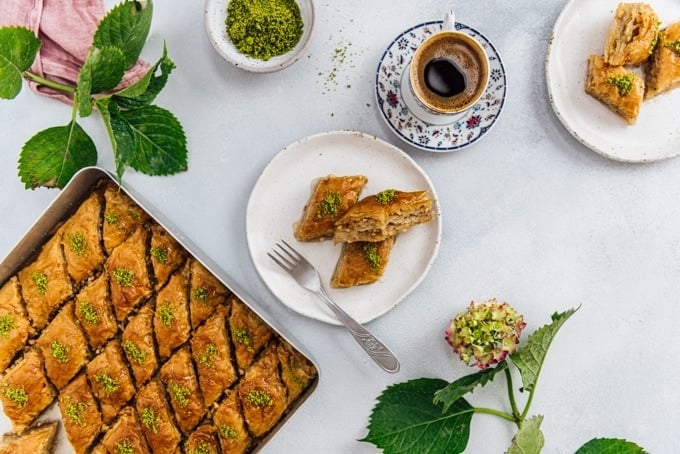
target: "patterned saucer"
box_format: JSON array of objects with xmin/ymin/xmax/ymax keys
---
[{"xmin": 375, "ymin": 21, "xmax": 507, "ymax": 152}]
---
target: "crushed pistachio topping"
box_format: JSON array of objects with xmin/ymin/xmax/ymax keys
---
[
  {"xmin": 2, "ymin": 386, "xmax": 28, "ymax": 408},
  {"xmin": 666, "ymin": 40, "xmax": 680, "ymax": 55},
  {"xmin": 198, "ymin": 343, "xmax": 219, "ymax": 369},
  {"xmin": 123, "ymin": 340, "xmax": 146, "ymax": 365},
  {"xmin": 219, "ymin": 424, "xmax": 239, "ymax": 439},
  {"xmin": 282, "ymin": 363, "xmax": 305, "ymax": 388},
  {"xmin": 234, "ymin": 327, "xmax": 254, "ymax": 352},
  {"xmin": 246, "ymin": 389, "xmax": 273, "ymax": 407},
  {"xmin": 316, "ymin": 190, "xmax": 342, "ymax": 218},
  {"xmin": 104, "ymin": 212, "xmax": 120, "ymax": 225},
  {"xmin": 150, "ymin": 246, "xmax": 169, "ymax": 264},
  {"xmin": 64, "ymin": 397, "xmax": 87, "ymax": 427},
  {"xmin": 68, "ymin": 232, "xmax": 87, "ymax": 256},
  {"xmin": 78, "ymin": 301, "xmax": 100, "ymax": 326},
  {"xmin": 139, "ymin": 406, "xmax": 160, "ymax": 433},
  {"xmin": 607, "ymin": 73, "xmax": 635, "ymax": 96},
  {"xmin": 375, "ymin": 189, "xmax": 397, "ymax": 205},
  {"xmin": 168, "ymin": 381, "xmax": 191, "ymax": 407},
  {"xmin": 95, "ymin": 372, "xmax": 119, "ymax": 394},
  {"xmin": 50, "ymin": 340, "xmax": 69, "ymax": 364},
  {"xmin": 112, "ymin": 268, "xmax": 135, "ymax": 286},
  {"xmin": 0, "ymin": 314, "xmax": 16, "ymax": 339},
  {"xmin": 650, "ymin": 21, "xmax": 662, "ymax": 53},
  {"xmin": 31, "ymin": 271, "xmax": 48, "ymax": 295},
  {"xmin": 191, "ymin": 286, "xmax": 209, "ymax": 303},
  {"xmin": 159, "ymin": 302, "xmax": 175, "ymax": 328},
  {"xmin": 188, "ymin": 443, "xmax": 216, "ymax": 454},
  {"xmin": 362, "ymin": 243, "xmax": 382, "ymax": 271},
  {"xmin": 115, "ymin": 439, "xmax": 135, "ymax": 454}
]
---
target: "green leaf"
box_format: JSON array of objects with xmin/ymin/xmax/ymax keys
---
[
  {"xmin": 118, "ymin": 105, "xmax": 187, "ymax": 176},
  {"xmin": 509, "ymin": 307, "xmax": 578, "ymax": 393},
  {"xmin": 575, "ymin": 438, "xmax": 648, "ymax": 454},
  {"xmin": 361, "ymin": 378, "xmax": 473, "ymax": 454},
  {"xmin": 76, "ymin": 46, "xmax": 126, "ymax": 116},
  {"xmin": 18, "ymin": 122, "xmax": 97, "ymax": 189},
  {"xmin": 93, "ymin": 0, "xmax": 153, "ymax": 68},
  {"xmin": 433, "ymin": 361, "xmax": 507, "ymax": 412},
  {"xmin": 0, "ymin": 26, "xmax": 41, "ymax": 99},
  {"xmin": 113, "ymin": 42, "xmax": 175, "ymax": 108},
  {"xmin": 95, "ymin": 98, "xmax": 135, "ymax": 181},
  {"xmin": 506, "ymin": 415, "xmax": 544, "ymax": 454}
]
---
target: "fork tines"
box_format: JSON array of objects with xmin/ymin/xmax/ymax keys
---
[{"xmin": 267, "ymin": 240, "xmax": 301, "ymax": 270}]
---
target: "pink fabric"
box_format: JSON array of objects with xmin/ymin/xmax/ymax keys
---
[{"xmin": 0, "ymin": 0, "xmax": 150, "ymax": 104}]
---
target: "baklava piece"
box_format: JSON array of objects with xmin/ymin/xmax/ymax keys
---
[
  {"xmin": 135, "ymin": 379, "xmax": 182, "ymax": 454},
  {"xmin": 0, "ymin": 349, "xmax": 56, "ymax": 434},
  {"xmin": 102, "ymin": 184, "xmax": 148, "ymax": 253},
  {"xmin": 106, "ymin": 226, "xmax": 153, "ymax": 322},
  {"xmin": 237, "ymin": 345, "xmax": 287, "ymax": 437},
  {"xmin": 0, "ymin": 277, "xmax": 32, "ymax": 372},
  {"xmin": 0, "ymin": 420, "xmax": 58, "ymax": 454},
  {"xmin": 213, "ymin": 391, "xmax": 252, "ymax": 454},
  {"xmin": 604, "ymin": 2, "xmax": 660, "ymax": 66},
  {"xmin": 645, "ymin": 22, "xmax": 680, "ymax": 99},
  {"xmin": 101, "ymin": 406, "xmax": 151, "ymax": 454},
  {"xmin": 294, "ymin": 174, "xmax": 368, "ymax": 241},
  {"xmin": 58, "ymin": 373, "xmax": 102, "ymax": 453},
  {"xmin": 86, "ymin": 340, "xmax": 136, "ymax": 424},
  {"xmin": 60, "ymin": 192, "xmax": 105, "ymax": 284},
  {"xmin": 73, "ymin": 273, "xmax": 118, "ymax": 349},
  {"xmin": 334, "ymin": 189, "xmax": 434, "ymax": 243},
  {"xmin": 330, "ymin": 237, "xmax": 396, "ymax": 288},
  {"xmin": 122, "ymin": 303, "xmax": 158, "ymax": 386},
  {"xmin": 275, "ymin": 340, "xmax": 317, "ymax": 404},
  {"xmin": 154, "ymin": 265, "xmax": 191, "ymax": 360},
  {"xmin": 585, "ymin": 54, "xmax": 645, "ymax": 124},
  {"xmin": 150, "ymin": 223, "xmax": 187, "ymax": 290},
  {"xmin": 188, "ymin": 259, "xmax": 230, "ymax": 328},
  {"xmin": 18, "ymin": 234, "xmax": 73, "ymax": 329},
  {"xmin": 191, "ymin": 305, "xmax": 237, "ymax": 406},
  {"xmin": 185, "ymin": 425, "xmax": 220, "ymax": 454},
  {"xmin": 229, "ymin": 297, "xmax": 274, "ymax": 372},
  {"xmin": 36, "ymin": 301, "xmax": 90, "ymax": 389},
  {"xmin": 159, "ymin": 347, "xmax": 206, "ymax": 434}
]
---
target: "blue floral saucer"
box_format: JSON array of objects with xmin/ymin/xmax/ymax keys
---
[{"xmin": 375, "ymin": 21, "xmax": 507, "ymax": 152}]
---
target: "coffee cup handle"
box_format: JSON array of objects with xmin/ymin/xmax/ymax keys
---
[{"xmin": 443, "ymin": 10, "xmax": 456, "ymax": 31}]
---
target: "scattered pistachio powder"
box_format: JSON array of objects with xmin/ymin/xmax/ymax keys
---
[
  {"xmin": 50, "ymin": 340, "xmax": 69, "ymax": 364},
  {"xmin": 666, "ymin": 40, "xmax": 680, "ymax": 55},
  {"xmin": 139, "ymin": 406, "xmax": 160, "ymax": 433},
  {"xmin": 115, "ymin": 440, "xmax": 135, "ymax": 454},
  {"xmin": 31, "ymin": 271, "xmax": 48, "ymax": 295},
  {"xmin": 234, "ymin": 327, "xmax": 254, "ymax": 353},
  {"xmin": 112, "ymin": 268, "xmax": 135, "ymax": 286},
  {"xmin": 606, "ymin": 73, "xmax": 635, "ymax": 96},
  {"xmin": 191, "ymin": 286, "xmax": 209, "ymax": 303},
  {"xmin": 2, "ymin": 386, "xmax": 28, "ymax": 408},
  {"xmin": 78, "ymin": 301, "xmax": 100, "ymax": 327},
  {"xmin": 198, "ymin": 343, "xmax": 219, "ymax": 369},
  {"xmin": 316, "ymin": 191, "xmax": 342, "ymax": 218},
  {"xmin": 64, "ymin": 397, "xmax": 87, "ymax": 427},
  {"xmin": 282, "ymin": 363, "xmax": 305, "ymax": 388},
  {"xmin": 650, "ymin": 21, "xmax": 662, "ymax": 53},
  {"xmin": 362, "ymin": 243, "xmax": 381, "ymax": 271},
  {"xmin": 123, "ymin": 340, "xmax": 146, "ymax": 365},
  {"xmin": 0, "ymin": 314, "xmax": 16, "ymax": 339},
  {"xmin": 150, "ymin": 246, "xmax": 169, "ymax": 264},
  {"xmin": 126, "ymin": 209, "xmax": 141, "ymax": 221},
  {"xmin": 246, "ymin": 389, "xmax": 273, "ymax": 407},
  {"xmin": 95, "ymin": 372, "xmax": 119, "ymax": 394},
  {"xmin": 188, "ymin": 443, "xmax": 216, "ymax": 454},
  {"xmin": 159, "ymin": 302, "xmax": 175, "ymax": 328},
  {"xmin": 168, "ymin": 381, "xmax": 191, "ymax": 407},
  {"xmin": 104, "ymin": 212, "xmax": 120, "ymax": 225},
  {"xmin": 68, "ymin": 232, "xmax": 87, "ymax": 256},
  {"xmin": 219, "ymin": 424, "xmax": 239, "ymax": 439},
  {"xmin": 375, "ymin": 189, "xmax": 396, "ymax": 205}
]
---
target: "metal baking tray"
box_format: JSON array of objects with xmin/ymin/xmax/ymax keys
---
[{"xmin": 0, "ymin": 166, "xmax": 319, "ymax": 453}]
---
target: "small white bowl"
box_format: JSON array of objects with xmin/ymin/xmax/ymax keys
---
[{"xmin": 205, "ymin": 0, "xmax": 315, "ymax": 73}]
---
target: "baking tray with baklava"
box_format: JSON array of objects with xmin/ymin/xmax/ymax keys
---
[{"xmin": 0, "ymin": 167, "xmax": 319, "ymax": 454}]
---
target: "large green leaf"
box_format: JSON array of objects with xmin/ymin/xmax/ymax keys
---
[
  {"xmin": 18, "ymin": 122, "xmax": 97, "ymax": 188},
  {"xmin": 119, "ymin": 105, "xmax": 187, "ymax": 175},
  {"xmin": 434, "ymin": 361, "xmax": 508, "ymax": 412},
  {"xmin": 95, "ymin": 98, "xmax": 135, "ymax": 181},
  {"xmin": 361, "ymin": 378, "xmax": 473, "ymax": 454},
  {"xmin": 76, "ymin": 46, "xmax": 126, "ymax": 116},
  {"xmin": 506, "ymin": 415, "xmax": 544, "ymax": 454},
  {"xmin": 113, "ymin": 42, "xmax": 175, "ymax": 108},
  {"xmin": 93, "ymin": 0, "xmax": 153, "ymax": 68},
  {"xmin": 575, "ymin": 438, "xmax": 648, "ymax": 454},
  {"xmin": 0, "ymin": 26, "xmax": 41, "ymax": 99},
  {"xmin": 509, "ymin": 307, "xmax": 578, "ymax": 392}
]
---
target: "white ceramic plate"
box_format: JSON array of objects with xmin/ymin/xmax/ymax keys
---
[
  {"xmin": 204, "ymin": 0, "xmax": 315, "ymax": 73},
  {"xmin": 246, "ymin": 131, "xmax": 442, "ymax": 325},
  {"xmin": 546, "ymin": 0, "xmax": 680, "ymax": 162}
]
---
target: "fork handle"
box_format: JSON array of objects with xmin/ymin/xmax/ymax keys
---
[{"xmin": 316, "ymin": 289, "xmax": 400, "ymax": 373}]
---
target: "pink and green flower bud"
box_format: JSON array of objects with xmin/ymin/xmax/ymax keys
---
[{"xmin": 445, "ymin": 299, "xmax": 526, "ymax": 369}]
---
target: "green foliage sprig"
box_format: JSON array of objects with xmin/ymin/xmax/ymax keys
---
[
  {"xmin": 0, "ymin": 0, "xmax": 187, "ymax": 189},
  {"xmin": 362, "ymin": 301, "xmax": 648, "ymax": 454}
]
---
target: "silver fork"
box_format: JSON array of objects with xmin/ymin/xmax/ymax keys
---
[{"xmin": 268, "ymin": 240, "xmax": 400, "ymax": 373}]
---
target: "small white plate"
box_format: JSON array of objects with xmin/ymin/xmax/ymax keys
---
[
  {"xmin": 546, "ymin": 0, "xmax": 680, "ymax": 162},
  {"xmin": 204, "ymin": 0, "xmax": 315, "ymax": 73},
  {"xmin": 246, "ymin": 131, "xmax": 442, "ymax": 325}
]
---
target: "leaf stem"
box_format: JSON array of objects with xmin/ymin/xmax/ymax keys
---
[
  {"xmin": 504, "ymin": 368, "xmax": 521, "ymax": 421},
  {"xmin": 473, "ymin": 406, "xmax": 517, "ymax": 424},
  {"xmin": 520, "ymin": 387, "xmax": 536, "ymax": 422},
  {"xmin": 23, "ymin": 71, "xmax": 76, "ymax": 93}
]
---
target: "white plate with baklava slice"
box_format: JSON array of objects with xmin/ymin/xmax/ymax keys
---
[{"xmin": 246, "ymin": 130, "xmax": 442, "ymax": 325}]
